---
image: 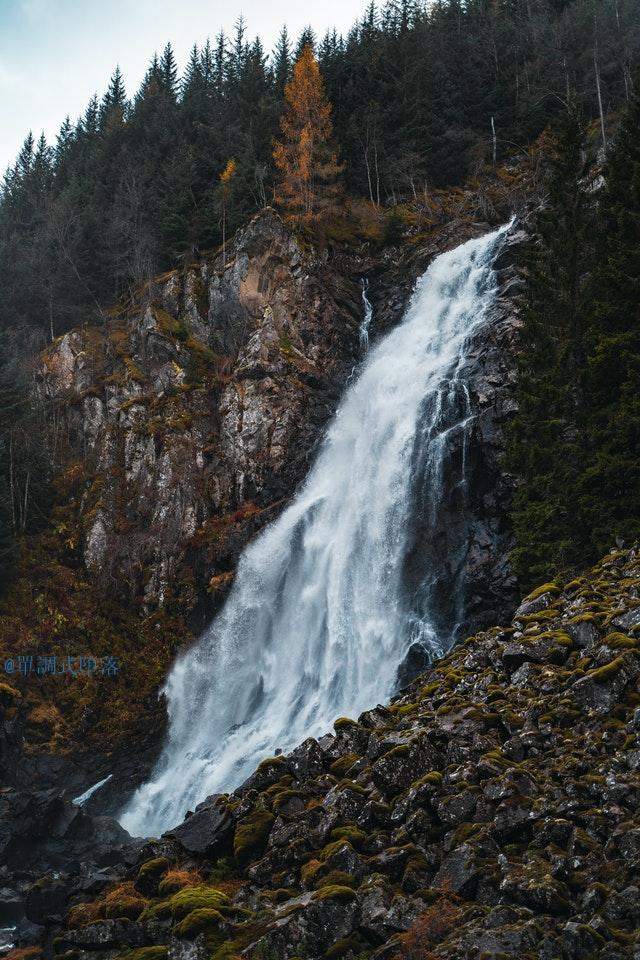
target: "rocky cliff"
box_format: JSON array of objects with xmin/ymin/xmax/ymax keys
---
[
  {"xmin": 9, "ymin": 544, "xmax": 640, "ymax": 960},
  {"xmin": 39, "ymin": 209, "xmax": 364, "ymax": 620},
  {"xmin": 0, "ymin": 200, "xmax": 530, "ymax": 799}
]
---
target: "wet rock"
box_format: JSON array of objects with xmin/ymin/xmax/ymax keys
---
[
  {"xmin": 513, "ymin": 591, "xmax": 556, "ymax": 619},
  {"xmin": 572, "ymin": 652, "xmax": 640, "ymax": 715},
  {"xmin": 165, "ymin": 798, "xmax": 233, "ymax": 857},
  {"xmin": 256, "ymin": 898, "xmax": 358, "ymax": 957},
  {"xmin": 603, "ymin": 885, "xmax": 640, "ymax": 923},
  {"xmin": 561, "ymin": 921, "xmax": 606, "ymax": 958},
  {"xmin": 434, "ymin": 844, "xmax": 478, "ymax": 896},
  {"xmin": 502, "ymin": 632, "xmax": 571, "ymax": 669}
]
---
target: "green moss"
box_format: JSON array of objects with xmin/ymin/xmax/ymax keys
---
[
  {"xmin": 329, "ymin": 825, "xmax": 366, "ymax": 848},
  {"xmin": 330, "ymin": 753, "xmax": 359, "ymax": 775},
  {"xmin": 313, "ymin": 885, "xmax": 358, "ymax": 903},
  {"xmin": 104, "ymin": 896, "xmax": 147, "ymax": 921},
  {"xmin": 334, "ymin": 716, "xmax": 357, "ymax": 731},
  {"xmin": 412, "ymin": 770, "xmax": 443, "ymax": 788},
  {"xmin": 169, "ymin": 887, "xmax": 230, "ymax": 919},
  {"xmin": 603, "ymin": 632, "xmax": 637, "ymax": 649},
  {"xmin": 524, "ymin": 583, "xmax": 561, "ymax": 601},
  {"xmin": 587, "ymin": 657, "xmax": 624, "ymax": 682},
  {"xmin": 258, "ymin": 755, "xmax": 286, "ymax": 770},
  {"xmin": 118, "ymin": 949, "xmax": 168, "ymax": 960},
  {"xmin": 234, "ymin": 810, "xmax": 275, "ymax": 866},
  {"xmin": 137, "ymin": 857, "xmax": 169, "ymax": 880},
  {"xmin": 174, "ymin": 907, "xmax": 224, "ymax": 938},
  {"xmin": 314, "ymin": 870, "xmax": 358, "ymax": 890},
  {"xmin": 324, "ymin": 937, "xmax": 367, "ymax": 958},
  {"xmin": 320, "ymin": 839, "xmax": 355, "ymax": 862},
  {"xmin": 382, "ymin": 744, "xmax": 410, "ymax": 759}
]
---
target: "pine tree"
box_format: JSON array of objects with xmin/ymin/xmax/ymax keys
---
[
  {"xmin": 273, "ymin": 26, "xmax": 291, "ymax": 92},
  {"xmin": 506, "ymin": 110, "xmax": 592, "ymax": 587},
  {"xmin": 273, "ymin": 45, "xmax": 343, "ymax": 219},
  {"xmin": 579, "ymin": 83, "xmax": 640, "ymax": 552},
  {"xmin": 100, "ymin": 67, "xmax": 127, "ymax": 128},
  {"xmin": 0, "ymin": 474, "xmax": 16, "ymax": 592}
]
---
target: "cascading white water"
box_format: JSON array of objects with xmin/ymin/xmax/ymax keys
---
[
  {"xmin": 360, "ymin": 278, "xmax": 373, "ymax": 351},
  {"xmin": 121, "ymin": 223, "xmax": 510, "ymax": 838}
]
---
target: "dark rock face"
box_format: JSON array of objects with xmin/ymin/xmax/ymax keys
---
[
  {"xmin": 396, "ymin": 223, "xmax": 526, "ymax": 645},
  {"xmin": 163, "ymin": 797, "xmax": 233, "ymax": 856},
  {"xmin": 38, "ymin": 209, "xmax": 524, "ymax": 653},
  {"xmin": 27, "ymin": 544, "xmax": 640, "ymax": 960},
  {"xmin": 39, "ymin": 209, "xmax": 363, "ymax": 622}
]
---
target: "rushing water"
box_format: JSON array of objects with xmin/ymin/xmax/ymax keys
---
[
  {"xmin": 121, "ymin": 223, "xmax": 510, "ymax": 837},
  {"xmin": 360, "ymin": 278, "xmax": 373, "ymax": 351}
]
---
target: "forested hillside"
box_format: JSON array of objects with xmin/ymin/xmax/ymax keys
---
[
  {"xmin": 507, "ymin": 88, "xmax": 640, "ymax": 587},
  {"xmin": 0, "ymin": 0, "xmax": 637, "ymax": 340}
]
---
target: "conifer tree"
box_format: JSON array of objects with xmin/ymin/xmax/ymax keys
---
[
  {"xmin": 0, "ymin": 473, "xmax": 15, "ymax": 591},
  {"xmin": 579, "ymin": 83, "xmax": 640, "ymax": 552},
  {"xmin": 273, "ymin": 45, "xmax": 343, "ymax": 219},
  {"xmin": 273, "ymin": 26, "xmax": 291, "ymax": 92},
  {"xmin": 506, "ymin": 110, "xmax": 592, "ymax": 586}
]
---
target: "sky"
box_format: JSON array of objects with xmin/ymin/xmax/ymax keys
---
[{"xmin": 0, "ymin": 0, "xmax": 368, "ymax": 174}]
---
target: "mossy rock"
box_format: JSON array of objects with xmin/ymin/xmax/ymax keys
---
[
  {"xmin": 118, "ymin": 949, "xmax": 168, "ymax": 960},
  {"xmin": 412, "ymin": 770, "xmax": 443, "ymax": 788},
  {"xmin": 325, "ymin": 936, "xmax": 368, "ymax": 958},
  {"xmin": 258, "ymin": 755, "xmax": 286, "ymax": 771},
  {"xmin": 602, "ymin": 632, "xmax": 637, "ymax": 649},
  {"xmin": 169, "ymin": 886, "xmax": 230, "ymax": 919},
  {"xmin": 314, "ymin": 870, "xmax": 358, "ymax": 890},
  {"xmin": 525, "ymin": 583, "xmax": 561, "ymax": 601},
  {"xmin": 334, "ymin": 716, "xmax": 357, "ymax": 731},
  {"xmin": 138, "ymin": 857, "xmax": 169, "ymax": 879},
  {"xmin": 329, "ymin": 753, "xmax": 359, "ymax": 775},
  {"xmin": 313, "ymin": 885, "xmax": 358, "ymax": 903},
  {"xmin": 260, "ymin": 888, "xmax": 295, "ymax": 904},
  {"xmin": 329, "ymin": 825, "xmax": 366, "ymax": 848},
  {"xmin": 174, "ymin": 907, "xmax": 225, "ymax": 939},
  {"xmin": 104, "ymin": 895, "xmax": 147, "ymax": 921},
  {"xmin": 233, "ymin": 810, "xmax": 275, "ymax": 866},
  {"xmin": 135, "ymin": 857, "xmax": 170, "ymax": 895}
]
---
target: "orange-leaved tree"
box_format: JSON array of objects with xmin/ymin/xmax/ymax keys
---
[
  {"xmin": 273, "ymin": 45, "xmax": 343, "ymax": 219},
  {"xmin": 219, "ymin": 158, "xmax": 237, "ymax": 268}
]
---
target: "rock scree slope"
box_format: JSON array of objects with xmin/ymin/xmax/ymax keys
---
[{"xmin": 13, "ymin": 544, "xmax": 640, "ymax": 960}]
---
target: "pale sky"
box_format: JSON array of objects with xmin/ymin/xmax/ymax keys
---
[{"xmin": 0, "ymin": 0, "xmax": 368, "ymax": 174}]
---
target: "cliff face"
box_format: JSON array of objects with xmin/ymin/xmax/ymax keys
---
[
  {"xmin": 37, "ymin": 208, "xmax": 524, "ymax": 659},
  {"xmin": 39, "ymin": 209, "xmax": 363, "ymax": 623},
  {"xmin": 19, "ymin": 545, "xmax": 640, "ymax": 960},
  {"xmin": 14, "ymin": 207, "xmax": 527, "ymax": 782}
]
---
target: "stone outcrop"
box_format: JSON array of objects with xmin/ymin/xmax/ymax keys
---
[
  {"xmin": 39, "ymin": 209, "xmax": 363, "ymax": 619},
  {"xmin": 18, "ymin": 544, "xmax": 640, "ymax": 960},
  {"xmin": 38, "ymin": 208, "xmax": 524, "ymax": 641}
]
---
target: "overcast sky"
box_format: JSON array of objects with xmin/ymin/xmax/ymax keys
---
[{"xmin": 0, "ymin": 0, "xmax": 368, "ymax": 174}]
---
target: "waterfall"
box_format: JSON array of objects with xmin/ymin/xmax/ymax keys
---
[
  {"xmin": 121, "ymin": 223, "xmax": 510, "ymax": 838},
  {"xmin": 360, "ymin": 278, "xmax": 373, "ymax": 351}
]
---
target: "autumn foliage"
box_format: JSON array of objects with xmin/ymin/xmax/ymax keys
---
[
  {"xmin": 273, "ymin": 45, "xmax": 343, "ymax": 219},
  {"xmin": 392, "ymin": 890, "xmax": 462, "ymax": 959}
]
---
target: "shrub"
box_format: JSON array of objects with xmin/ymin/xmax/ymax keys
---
[{"xmin": 392, "ymin": 892, "xmax": 461, "ymax": 959}]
